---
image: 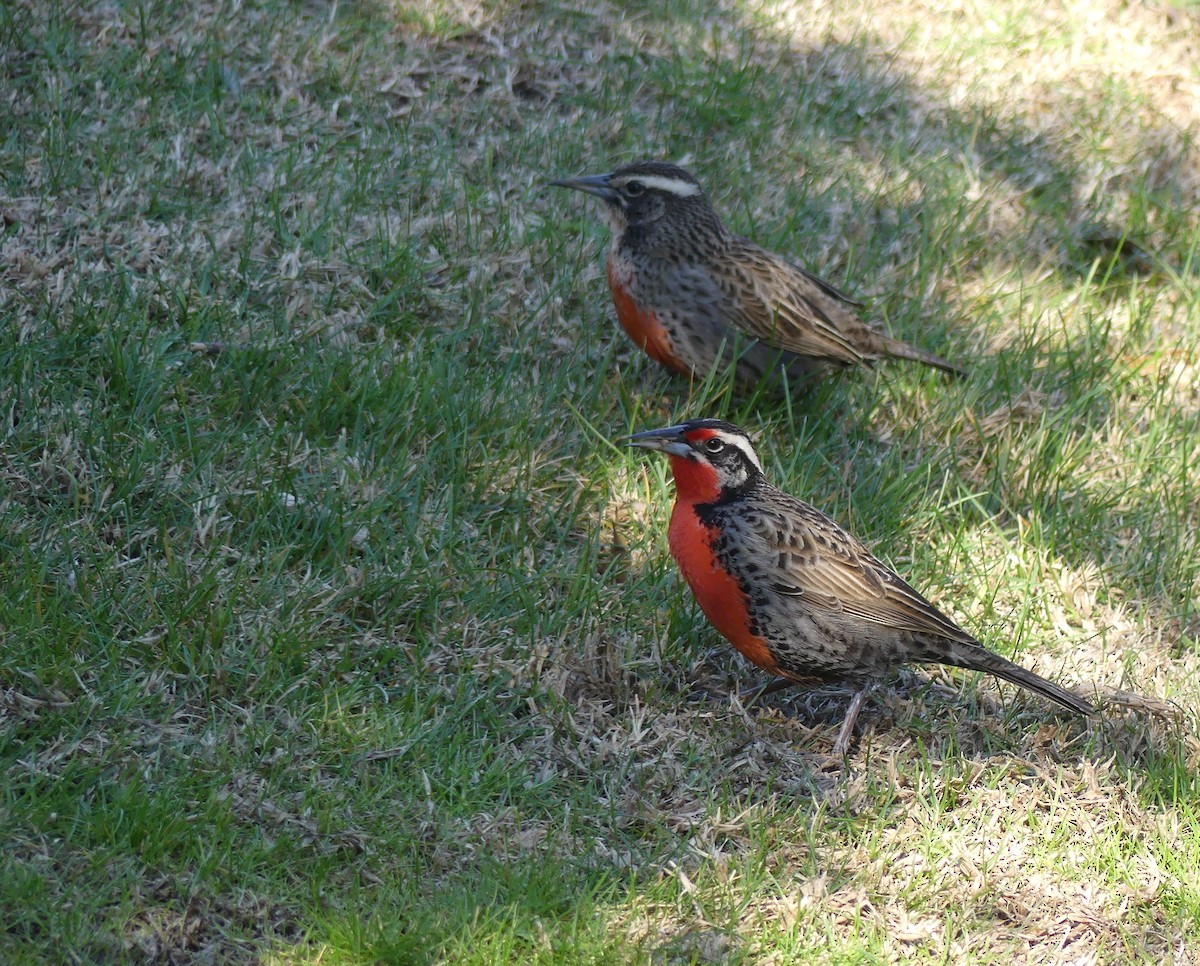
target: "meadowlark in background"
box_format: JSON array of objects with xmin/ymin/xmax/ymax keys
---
[{"xmin": 553, "ymin": 161, "xmax": 964, "ymax": 395}]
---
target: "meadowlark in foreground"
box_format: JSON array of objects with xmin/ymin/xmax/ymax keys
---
[
  {"xmin": 628, "ymin": 418, "xmax": 1094, "ymax": 754},
  {"xmin": 552, "ymin": 161, "xmax": 964, "ymax": 395}
]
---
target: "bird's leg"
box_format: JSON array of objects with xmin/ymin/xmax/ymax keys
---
[{"xmin": 831, "ymin": 687, "xmax": 872, "ymax": 756}]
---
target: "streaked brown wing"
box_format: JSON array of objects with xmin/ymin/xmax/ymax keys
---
[
  {"xmin": 717, "ymin": 238, "xmax": 873, "ymax": 365},
  {"xmin": 745, "ymin": 497, "xmax": 974, "ymax": 643}
]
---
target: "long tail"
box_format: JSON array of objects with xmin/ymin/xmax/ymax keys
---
[
  {"xmin": 947, "ymin": 644, "xmax": 1096, "ymax": 716},
  {"xmin": 888, "ymin": 340, "xmax": 968, "ymax": 379}
]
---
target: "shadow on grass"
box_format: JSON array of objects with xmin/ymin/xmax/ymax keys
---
[{"xmin": 296, "ymin": 861, "xmax": 648, "ymax": 964}]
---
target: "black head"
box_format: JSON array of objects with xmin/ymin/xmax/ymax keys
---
[
  {"xmin": 549, "ymin": 161, "xmax": 713, "ymax": 232},
  {"xmin": 626, "ymin": 418, "xmax": 765, "ymax": 496}
]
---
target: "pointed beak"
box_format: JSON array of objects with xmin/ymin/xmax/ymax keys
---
[
  {"xmin": 625, "ymin": 425, "xmax": 692, "ymax": 457},
  {"xmin": 548, "ymin": 172, "xmax": 619, "ymax": 201}
]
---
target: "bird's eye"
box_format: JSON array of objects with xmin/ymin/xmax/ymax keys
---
[
  {"xmin": 624, "ymin": 180, "xmax": 645, "ymax": 197},
  {"xmin": 704, "ymin": 438, "xmax": 724, "ymax": 454}
]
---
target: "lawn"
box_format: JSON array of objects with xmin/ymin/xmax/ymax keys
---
[{"xmin": 2, "ymin": 0, "xmax": 1198, "ymax": 962}]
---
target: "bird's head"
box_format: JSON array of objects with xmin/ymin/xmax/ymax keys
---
[
  {"xmin": 550, "ymin": 161, "xmax": 712, "ymax": 234},
  {"xmin": 626, "ymin": 419, "xmax": 764, "ymax": 502}
]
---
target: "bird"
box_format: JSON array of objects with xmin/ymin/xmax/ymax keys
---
[
  {"xmin": 551, "ymin": 161, "xmax": 964, "ymax": 394},
  {"xmin": 626, "ymin": 418, "xmax": 1094, "ymax": 754}
]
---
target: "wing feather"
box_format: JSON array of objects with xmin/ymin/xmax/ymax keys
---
[
  {"xmin": 737, "ymin": 496, "xmax": 974, "ymax": 644},
  {"xmin": 716, "ymin": 238, "xmax": 878, "ymax": 365}
]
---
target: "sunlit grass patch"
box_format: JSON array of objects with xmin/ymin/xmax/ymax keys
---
[{"xmin": 1, "ymin": 0, "xmax": 1198, "ymax": 961}]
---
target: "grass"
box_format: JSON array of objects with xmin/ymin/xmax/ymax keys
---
[{"xmin": 2, "ymin": 0, "xmax": 1199, "ymax": 961}]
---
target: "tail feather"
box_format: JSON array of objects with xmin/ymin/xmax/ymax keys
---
[
  {"xmin": 888, "ymin": 341, "xmax": 967, "ymax": 379},
  {"xmin": 948, "ymin": 645, "xmax": 1096, "ymax": 716}
]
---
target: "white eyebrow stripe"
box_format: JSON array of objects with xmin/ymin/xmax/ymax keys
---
[
  {"xmin": 725, "ymin": 434, "xmax": 763, "ymax": 472},
  {"xmin": 620, "ymin": 175, "xmax": 701, "ymax": 197}
]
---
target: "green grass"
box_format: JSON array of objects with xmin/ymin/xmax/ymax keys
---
[{"xmin": 2, "ymin": 0, "xmax": 1199, "ymax": 961}]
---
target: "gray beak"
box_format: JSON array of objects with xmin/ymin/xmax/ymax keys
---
[
  {"xmin": 625, "ymin": 425, "xmax": 692, "ymax": 457},
  {"xmin": 548, "ymin": 173, "xmax": 619, "ymax": 201}
]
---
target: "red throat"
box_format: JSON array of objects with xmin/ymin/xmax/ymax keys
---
[
  {"xmin": 664, "ymin": 427, "xmax": 725, "ymax": 503},
  {"xmin": 667, "ymin": 453, "xmax": 722, "ymax": 504}
]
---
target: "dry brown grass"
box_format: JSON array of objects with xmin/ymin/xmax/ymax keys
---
[{"xmin": 3, "ymin": 0, "xmax": 1199, "ymax": 961}]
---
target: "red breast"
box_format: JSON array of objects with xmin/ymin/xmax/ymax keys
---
[
  {"xmin": 605, "ymin": 255, "xmax": 689, "ymax": 375},
  {"xmin": 664, "ymin": 452, "xmax": 781, "ymax": 675}
]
